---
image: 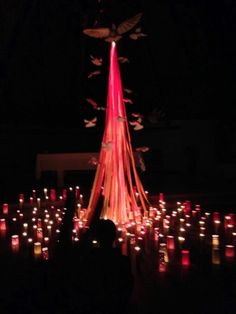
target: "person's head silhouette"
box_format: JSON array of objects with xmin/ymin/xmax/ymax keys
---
[{"xmin": 93, "ymin": 219, "xmax": 117, "ymax": 248}]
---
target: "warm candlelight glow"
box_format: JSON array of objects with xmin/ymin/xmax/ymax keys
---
[{"xmin": 181, "ymin": 250, "xmax": 190, "ymax": 266}]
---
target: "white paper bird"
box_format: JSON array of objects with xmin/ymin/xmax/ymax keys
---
[
  {"xmin": 129, "ymin": 27, "xmax": 147, "ymax": 40},
  {"xmin": 84, "ymin": 117, "xmax": 97, "ymax": 128},
  {"xmin": 135, "ymin": 146, "xmax": 150, "ymax": 153},
  {"xmin": 88, "ymin": 70, "xmax": 101, "ymax": 79},
  {"xmin": 83, "ymin": 13, "xmax": 143, "ymax": 42},
  {"xmin": 118, "ymin": 57, "xmax": 130, "ymax": 64},
  {"xmin": 123, "ymin": 98, "xmax": 133, "ymax": 104},
  {"xmin": 131, "ymin": 112, "xmax": 144, "ymax": 120},
  {"xmin": 86, "ymin": 98, "xmax": 106, "ymax": 111},
  {"xmin": 123, "ymin": 88, "xmax": 133, "ymax": 94},
  {"xmin": 129, "ymin": 119, "xmax": 144, "ymax": 131},
  {"xmin": 90, "ymin": 55, "xmax": 103, "ymax": 66},
  {"xmin": 86, "ymin": 98, "xmax": 98, "ymax": 109}
]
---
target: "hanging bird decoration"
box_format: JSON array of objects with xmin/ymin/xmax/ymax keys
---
[
  {"xmin": 83, "ymin": 12, "xmax": 143, "ymax": 42},
  {"xmin": 129, "ymin": 27, "xmax": 147, "ymax": 40},
  {"xmin": 129, "ymin": 118, "xmax": 144, "ymax": 131},
  {"xmin": 90, "ymin": 55, "xmax": 103, "ymax": 66},
  {"xmin": 86, "ymin": 98, "xmax": 106, "ymax": 111},
  {"xmin": 123, "ymin": 97, "xmax": 133, "ymax": 104},
  {"xmin": 87, "ymin": 70, "xmax": 101, "ymax": 79},
  {"xmin": 129, "ymin": 113, "xmax": 144, "ymax": 131},
  {"xmin": 123, "ymin": 88, "xmax": 133, "ymax": 94},
  {"xmin": 84, "ymin": 117, "xmax": 97, "ymax": 128},
  {"xmin": 118, "ymin": 57, "xmax": 130, "ymax": 64}
]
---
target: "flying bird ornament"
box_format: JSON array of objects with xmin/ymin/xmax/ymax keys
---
[
  {"xmin": 129, "ymin": 120, "xmax": 144, "ymax": 131},
  {"xmin": 83, "ymin": 13, "xmax": 143, "ymax": 42},
  {"xmin": 84, "ymin": 117, "xmax": 97, "ymax": 128},
  {"xmin": 88, "ymin": 70, "xmax": 101, "ymax": 79},
  {"xmin": 129, "ymin": 27, "xmax": 147, "ymax": 40},
  {"xmin": 90, "ymin": 55, "xmax": 103, "ymax": 66},
  {"xmin": 118, "ymin": 56, "xmax": 130, "ymax": 63},
  {"xmin": 123, "ymin": 98, "xmax": 133, "ymax": 104}
]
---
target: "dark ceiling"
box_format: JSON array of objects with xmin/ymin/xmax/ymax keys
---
[{"xmin": 0, "ymin": 0, "xmax": 235, "ymax": 125}]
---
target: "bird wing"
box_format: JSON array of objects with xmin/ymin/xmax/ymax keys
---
[
  {"xmin": 86, "ymin": 98, "xmax": 98, "ymax": 108},
  {"xmin": 83, "ymin": 28, "xmax": 110, "ymax": 38},
  {"xmin": 117, "ymin": 12, "xmax": 143, "ymax": 35}
]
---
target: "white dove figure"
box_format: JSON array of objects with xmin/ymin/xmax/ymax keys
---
[
  {"xmin": 129, "ymin": 117, "xmax": 144, "ymax": 131},
  {"xmin": 135, "ymin": 146, "xmax": 150, "ymax": 153},
  {"xmin": 131, "ymin": 112, "xmax": 144, "ymax": 120},
  {"xmin": 88, "ymin": 70, "xmax": 101, "ymax": 79},
  {"xmin": 83, "ymin": 13, "xmax": 143, "ymax": 42},
  {"xmin": 84, "ymin": 117, "xmax": 97, "ymax": 128},
  {"xmin": 123, "ymin": 88, "xmax": 133, "ymax": 94},
  {"xmin": 90, "ymin": 55, "xmax": 103, "ymax": 66},
  {"xmin": 129, "ymin": 27, "xmax": 147, "ymax": 40},
  {"xmin": 123, "ymin": 98, "xmax": 133, "ymax": 104},
  {"xmin": 86, "ymin": 98, "xmax": 99, "ymax": 109},
  {"xmin": 86, "ymin": 98, "xmax": 106, "ymax": 111},
  {"xmin": 118, "ymin": 57, "xmax": 130, "ymax": 64}
]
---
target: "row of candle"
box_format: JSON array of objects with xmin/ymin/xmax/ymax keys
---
[
  {"xmin": 0, "ymin": 186, "xmax": 85, "ymax": 260},
  {"xmin": 1, "ymin": 188, "xmax": 236, "ymax": 270}
]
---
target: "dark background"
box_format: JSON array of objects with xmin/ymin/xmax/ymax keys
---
[{"xmin": 0, "ymin": 0, "xmax": 236, "ymax": 201}]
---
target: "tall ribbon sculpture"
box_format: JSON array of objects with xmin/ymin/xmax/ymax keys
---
[{"xmin": 85, "ymin": 42, "xmax": 149, "ymax": 225}]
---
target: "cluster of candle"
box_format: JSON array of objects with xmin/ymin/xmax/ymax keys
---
[
  {"xmin": 1, "ymin": 188, "xmax": 235, "ymax": 274},
  {"xmin": 0, "ymin": 186, "xmax": 83, "ymax": 261},
  {"xmin": 102, "ymin": 192, "xmax": 236, "ymax": 273}
]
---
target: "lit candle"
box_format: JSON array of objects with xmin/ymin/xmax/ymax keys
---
[
  {"xmin": 43, "ymin": 188, "xmax": 48, "ymax": 198},
  {"xmin": 158, "ymin": 251, "xmax": 167, "ymax": 272},
  {"xmin": 11, "ymin": 235, "xmax": 20, "ymax": 251},
  {"xmin": 212, "ymin": 235, "xmax": 219, "ymax": 247},
  {"xmin": 167, "ymin": 235, "xmax": 175, "ymax": 250},
  {"xmin": 225, "ymin": 245, "xmax": 235, "ymax": 258},
  {"xmin": 159, "ymin": 243, "xmax": 169, "ymax": 263},
  {"xmin": 37, "ymin": 198, "xmax": 41, "ymax": 208},
  {"xmin": 213, "ymin": 212, "xmax": 220, "ymax": 222},
  {"xmin": 2, "ymin": 203, "xmax": 8, "ymax": 214},
  {"xmin": 50, "ymin": 189, "xmax": 56, "ymax": 202},
  {"xmin": 0, "ymin": 219, "xmax": 6, "ymax": 231},
  {"xmin": 181, "ymin": 250, "xmax": 190, "ymax": 266},
  {"xmin": 212, "ymin": 248, "xmax": 220, "ymax": 265},
  {"xmin": 75, "ymin": 186, "xmax": 80, "ymax": 199},
  {"xmin": 37, "ymin": 228, "xmax": 43, "ymax": 241},
  {"xmin": 61, "ymin": 189, "xmax": 66, "ymax": 200},
  {"xmin": 42, "ymin": 247, "xmax": 49, "ymax": 260},
  {"xmin": 34, "ymin": 242, "xmax": 42, "ymax": 258}
]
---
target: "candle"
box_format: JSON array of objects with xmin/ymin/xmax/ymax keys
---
[
  {"xmin": 42, "ymin": 247, "xmax": 49, "ymax": 260},
  {"xmin": 213, "ymin": 212, "xmax": 220, "ymax": 221},
  {"xmin": 158, "ymin": 251, "xmax": 167, "ymax": 272},
  {"xmin": 2, "ymin": 203, "xmax": 8, "ymax": 214},
  {"xmin": 167, "ymin": 235, "xmax": 175, "ymax": 250},
  {"xmin": 225, "ymin": 245, "xmax": 235, "ymax": 258},
  {"xmin": 34, "ymin": 242, "xmax": 42, "ymax": 258},
  {"xmin": 159, "ymin": 243, "xmax": 169, "ymax": 263},
  {"xmin": 37, "ymin": 198, "xmax": 41, "ymax": 208},
  {"xmin": 75, "ymin": 186, "xmax": 80, "ymax": 199},
  {"xmin": 44, "ymin": 188, "xmax": 48, "ymax": 198},
  {"xmin": 212, "ymin": 248, "xmax": 220, "ymax": 265},
  {"xmin": 11, "ymin": 235, "xmax": 19, "ymax": 252},
  {"xmin": 37, "ymin": 228, "xmax": 43, "ymax": 241},
  {"xmin": 50, "ymin": 189, "xmax": 56, "ymax": 202},
  {"xmin": 0, "ymin": 219, "xmax": 6, "ymax": 231},
  {"xmin": 212, "ymin": 235, "xmax": 219, "ymax": 247},
  {"xmin": 181, "ymin": 250, "xmax": 190, "ymax": 266}
]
